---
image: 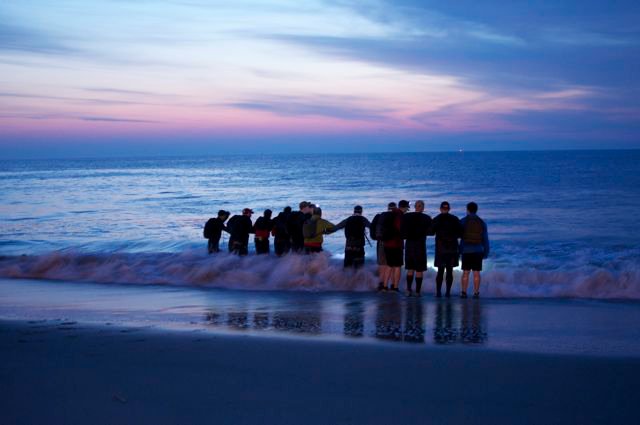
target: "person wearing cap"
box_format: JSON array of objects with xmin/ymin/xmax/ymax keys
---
[
  {"xmin": 329, "ymin": 205, "xmax": 371, "ymax": 268},
  {"xmin": 429, "ymin": 201, "xmax": 462, "ymax": 297},
  {"xmin": 253, "ymin": 209, "xmax": 273, "ymax": 255},
  {"xmin": 370, "ymin": 202, "xmax": 396, "ymax": 290},
  {"xmin": 459, "ymin": 202, "xmax": 490, "ymax": 299},
  {"xmin": 401, "ymin": 200, "xmax": 432, "ymax": 296},
  {"xmin": 203, "ymin": 209, "xmax": 230, "ymax": 254},
  {"xmin": 303, "ymin": 207, "xmax": 335, "ymax": 253},
  {"xmin": 287, "ymin": 201, "xmax": 311, "ymax": 253},
  {"xmin": 227, "ymin": 208, "xmax": 255, "ymax": 256},
  {"xmin": 381, "ymin": 200, "xmax": 410, "ymax": 292}
]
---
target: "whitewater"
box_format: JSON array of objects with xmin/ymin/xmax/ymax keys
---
[{"xmin": 1, "ymin": 150, "xmax": 639, "ymax": 299}]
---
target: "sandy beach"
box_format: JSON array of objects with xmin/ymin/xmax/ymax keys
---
[{"xmin": 2, "ymin": 319, "xmax": 639, "ymax": 425}]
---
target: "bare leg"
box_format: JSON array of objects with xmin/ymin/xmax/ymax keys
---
[
  {"xmin": 473, "ymin": 271, "xmax": 481, "ymax": 295},
  {"xmin": 461, "ymin": 270, "xmax": 470, "ymax": 295},
  {"xmin": 391, "ymin": 267, "xmax": 401, "ymax": 289}
]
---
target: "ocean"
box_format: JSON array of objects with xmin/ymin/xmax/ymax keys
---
[{"xmin": 1, "ymin": 150, "xmax": 639, "ymax": 298}]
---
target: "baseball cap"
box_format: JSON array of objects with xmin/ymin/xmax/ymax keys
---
[
  {"xmin": 242, "ymin": 208, "xmax": 254, "ymax": 214},
  {"xmin": 398, "ymin": 200, "xmax": 410, "ymax": 209}
]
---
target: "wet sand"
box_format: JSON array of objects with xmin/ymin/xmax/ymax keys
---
[{"xmin": 1, "ymin": 319, "xmax": 639, "ymax": 425}]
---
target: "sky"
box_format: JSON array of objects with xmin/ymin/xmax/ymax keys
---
[{"xmin": 1, "ymin": 0, "xmax": 639, "ymax": 157}]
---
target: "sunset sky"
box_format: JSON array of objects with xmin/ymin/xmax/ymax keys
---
[{"xmin": 1, "ymin": 0, "xmax": 639, "ymax": 157}]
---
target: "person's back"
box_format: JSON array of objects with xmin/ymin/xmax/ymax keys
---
[
  {"xmin": 272, "ymin": 207, "xmax": 292, "ymax": 256},
  {"xmin": 254, "ymin": 209, "xmax": 272, "ymax": 255},
  {"xmin": 400, "ymin": 200, "xmax": 431, "ymax": 296},
  {"xmin": 431, "ymin": 201, "xmax": 461, "ymax": 297},
  {"xmin": 203, "ymin": 210, "xmax": 229, "ymax": 254},
  {"xmin": 288, "ymin": 201, "xmax": 310, "ymax": 253},
  {"xmin": 331, "ymin": 205, "xmax": 371, "ymax": 268},
  {"xmin": 303, "ymin": 207, "xmax": 334, "ymax": 253},
  {"xmin": 228, "ymin": 208, "xmax": 254, "ymax": 255},
  {"xmin": 382, "ymin": 200, "xmax": 410, "ymax": 292},
  {"xmin": 459, "ymin": 202, "xmax": 490, "ymax": 299}
]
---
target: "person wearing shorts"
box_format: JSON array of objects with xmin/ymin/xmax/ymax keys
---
[
  {"xmin": 400, "ymin": 200, "xmax": 431, "ymax": 296},
  {"xmin": 459, "ymin": 202, "xmax": 490, "ymax": 299},
  {"xmin": 382, "ymin": 200, "xmax": 410, "ymax": 292}
]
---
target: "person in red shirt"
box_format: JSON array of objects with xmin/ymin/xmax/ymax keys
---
[{"xmin": 382, "ymin": 200, "xmax": 410, "ymax": 292}]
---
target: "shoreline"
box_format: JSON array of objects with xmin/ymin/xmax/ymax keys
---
[{"xmin": 2, "ymin": 319, "xmax": 640, "ymax": 424}]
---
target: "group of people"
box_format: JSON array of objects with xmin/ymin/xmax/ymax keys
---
[{"xmin": 203, "ymin": 200, "xmax": 490, "ymax": 298}]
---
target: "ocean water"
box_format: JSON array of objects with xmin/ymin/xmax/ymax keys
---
[{"xmin": 1, "ymin": 150, "xmax": 639, "ymax": 299}]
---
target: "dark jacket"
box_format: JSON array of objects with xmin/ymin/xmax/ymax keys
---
[
  {"xmin": 253, "ymin": 216, "xmax": 272, "ymax": 239},
  {"xmin": 332, "ymin": 215, "xmax": 371, "ymax": 248},
  {"xmin": 287, "ymin": 211, "xmax": 307, "ymax": 245},
  {"xmin": 227, "ymin": 215, "xmax": 254, "ymax": 245},
  {"xmin": 271, "ymin": 211, "xmax": 290, "ymax": 240},
  {"xmin": 401, "ymin": 212, "xmax": 432, "ymax": 243},
  {"xmin": 204, "ymin": 217, "xmax": 228, "ymax": 241},
  {"xmin": 383, "ymin": 208, "xmax": 405, "ymax": 248},
  {"xmin": 459, "ymin": 214, "xmax": 490, "ymax": 257},
  {"xmin": 430, "ymin": 213, "xmax": 461, "ymax": 255}
]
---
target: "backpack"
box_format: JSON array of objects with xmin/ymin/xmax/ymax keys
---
[
  {"xmin": 463, "ymin": 216, "xmax": 484, "ymax": 245},
  {"xmin": 203, "ymin": 218, "xmax": 215, "ymax": 239},
  {"xmin": 273, "ymin": 214, "xmax": 289, "ymax": 238},
  {"xmin": 345, "ymin": 216, "xmax": 365, "ymax": 240},
  {"xmin": 370, "ymin": 213, "xmax": 381, "ymax": 241},
  {"xmin": 302, "ymin": 217, "xmax": 318, "ymax": 239}
]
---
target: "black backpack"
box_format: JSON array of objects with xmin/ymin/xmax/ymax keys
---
[
  {"xmin": 370, "ymin": 213, "xmax": 381, "ymax": 241},
  {"xmin": 380, "ymin": 211, "xmax": 397, "ymax": 241},
  {"xmin": 302, "ymin": 217, "xmax": 318, "ymax": 239},
  {"xmin": 345, "ymin": 216, "xmax": 366, "ymax": 240},
  {"xmin": 203, "ymin": 218, "xmax": 215, "ymax": 239}
]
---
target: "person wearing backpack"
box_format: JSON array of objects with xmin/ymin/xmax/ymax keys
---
[
  {"xmin": 371, "ymin": 202, "xmax": 396, "ymax": 291},
  {"xmin": 459, "ymin": 202, "xmax": 490, "ymax": 299},
  {"xmin": 253, "ymin": 209, "xmax": 273, "ymax": 255},
  {"xmin": 203, "ymin": 209, "xmax": 230, "ymax": 254},
  {"xmin": 288, "ymin": 201, "xmax": 312, "ymax": 253},
  {"xmin": 401, "ymin": 200, "xmax": 432, "ymax": 296},
  {"xmin": 382, "ymin": 200, "xmax": 410, "ymax": 292},
  {"xmin": 227, "ymin": 208, "xmax": 255, "ymax": 256},
  {"xmin": 303, "ymin": 207, "xmax": 335, "ymax": 254},
  {"xmin": 272, "ymin": 206, "xmax": 292, "ymax": 256},
  {"xmin": 430, "ymin": 201, "xmax": 461, "ymax": 298},
  {"xmin": 330, "ymin": 205, "xmax": 371, "ymax": 268}
]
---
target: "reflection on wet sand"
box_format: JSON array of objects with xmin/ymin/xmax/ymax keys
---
[{"xmin": 204, "ymin": 295, "xmax": 488, "ymax": 346}]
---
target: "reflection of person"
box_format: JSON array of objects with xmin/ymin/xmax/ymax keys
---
[
  {"xmin": 430, "ymin": 201, "xmax": 461, "ymax": 298},
  {"xmin": 401, "ymin": 200, "xmax": 432, "ymax": 296},
  {"xmin": 227, "ymin": 208, "xmax": 254, "ymax": 256},
  {"xmin": 460, "ymin": 300, "xmax": 487, "ymax": 344},
  {"xmin": 459, "ymin": 202, "xmax": 490, "ymax": 299},
  {"xmin": 203, "ymin": 209, "xmax": 230, "ymax": 254},
  {"xmin": 331, "ymin": 205, "xmax": 371, "ymax": 269},
  {"xmin": 433, "ymin": 301, "xmax": 456, "ymax": 344},
  {"xmin": 374, "ymin": 298, "xmax": 402, "ymax": 341},
  {"xmin": 343, "ymin": 301, "xmax": 364, "ymax": 337},
  {"xmin": 404, "ymin": 299, "xmax": 425, "ymax": 343}
]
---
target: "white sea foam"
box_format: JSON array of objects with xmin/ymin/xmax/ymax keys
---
[{"xmin": 1, "ymin": 251, "xmax": 639, "ymax": 299}]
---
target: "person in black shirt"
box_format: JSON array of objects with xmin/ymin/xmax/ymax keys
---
[
  {"xmin": 287, "ymin": 201, "xmax": 312, "ymax": 253},
  {"xmin": 272, "ymin": 206, "xmax": 292, "ymax": 256},
  {"xmin": 401, "ymin": 200, "xmax": 432, "ymax": 296},
  {"xmin": 330, "ymin": 205, "xmax": 371, "ymax": 268},
  {"xmin": 227, "ymin": 208, "xmax": 254, "ymax": 256},
  {"xmin": 203, "ymin": 209, "xmax": 230, "ymax": 254},
  {"xmin": 430, "ymin": 201, "xmax": 461, "ymax": 297},
  {"xmin": 253, "ymin": 209, "xmax": 273, "ymax": 255}
]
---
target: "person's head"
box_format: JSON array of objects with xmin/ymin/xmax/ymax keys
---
[
  {"xmin": 387, "ymin": 202, "xmax": 397, "ymax": 211},
  {"xmin": 284, "ymin": 206, "xmax": 292, "ymax": 214},
  {"xmin": 218, "ymin": 209, "xmax": 230, "ymax": 221},
  {"xmin": 299, "ymin": 201, "xmax": 309, "ymax": 211},
  {"xmin": 242, "ymin": 208, "xmax": 254, "ymax": 217},
  {"xmin": 264, "ymin": 209, "xmax": 272, "ymax": 219},
  {"xmin": 353, "ymin": 205, "xmax": 363, "ymax": 215},
  {"xmin": 313, "ymin": 207, "xmax": 322, "ymax": 217},
  {"xmin": 414, "ymin": 200, "xmax": 424, "ymax": 213},
  {"xmin": 398, "ymin": 199, "xmax": 410, "ymax": 213},
  {"xmin": 466, "ymin": 202, "xmax": 478, "ymax": 214},
  {"xmin": 440, "ymin": 201, "xmax": 451, "ymax": 214}
]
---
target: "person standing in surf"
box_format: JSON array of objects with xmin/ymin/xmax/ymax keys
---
[
  {"xmin": 459, "ymin": 202, "xmax": 490, "ymax": 299},
  {"xmin": 253, "ymin": 209, "xmax": 273, "ymax": 255},
  {"xmin": 272, "ymin": 206, "xmax": 292, "ymax": 256},
  {"xmin": 303, "ymin": 207, "xmax": 335, "ymax": 254},
  {"xmin": 401, "ymin": 200, "xmax": 431, "ymax": 296},
  {"xmin": 430, "ymin": 201, "xmax": 461, "ymax": 298},
  {"xmin": 371, "ymin": 202, "xmax": 396, "ymax": 291},
  {"xmin": 227, "ymin": 208, "xmax": 254, "ymax": 256},
  {"xmin": 329, "ymin": 205, "xmax": 371, "ymax": 268},
  {"xmin": 288, "ymin": 201, "xmax": 311, "ymax": 253},
  {"xmin": 203, "ymin": 209, "xmax": 230, "ymax": 254},
  {"xmin": 381, "ymin": 200, "xmax": 409, "ymax": 292}
]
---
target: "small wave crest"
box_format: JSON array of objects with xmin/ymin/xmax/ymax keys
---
[{"xmin": 0, "ymin": 251, "xmax": 639, "ymax": 299}]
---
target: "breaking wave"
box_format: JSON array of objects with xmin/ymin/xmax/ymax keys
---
[{"xmin": 0, "ymin": 250, "xmax": 639, "ymax": 299}]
